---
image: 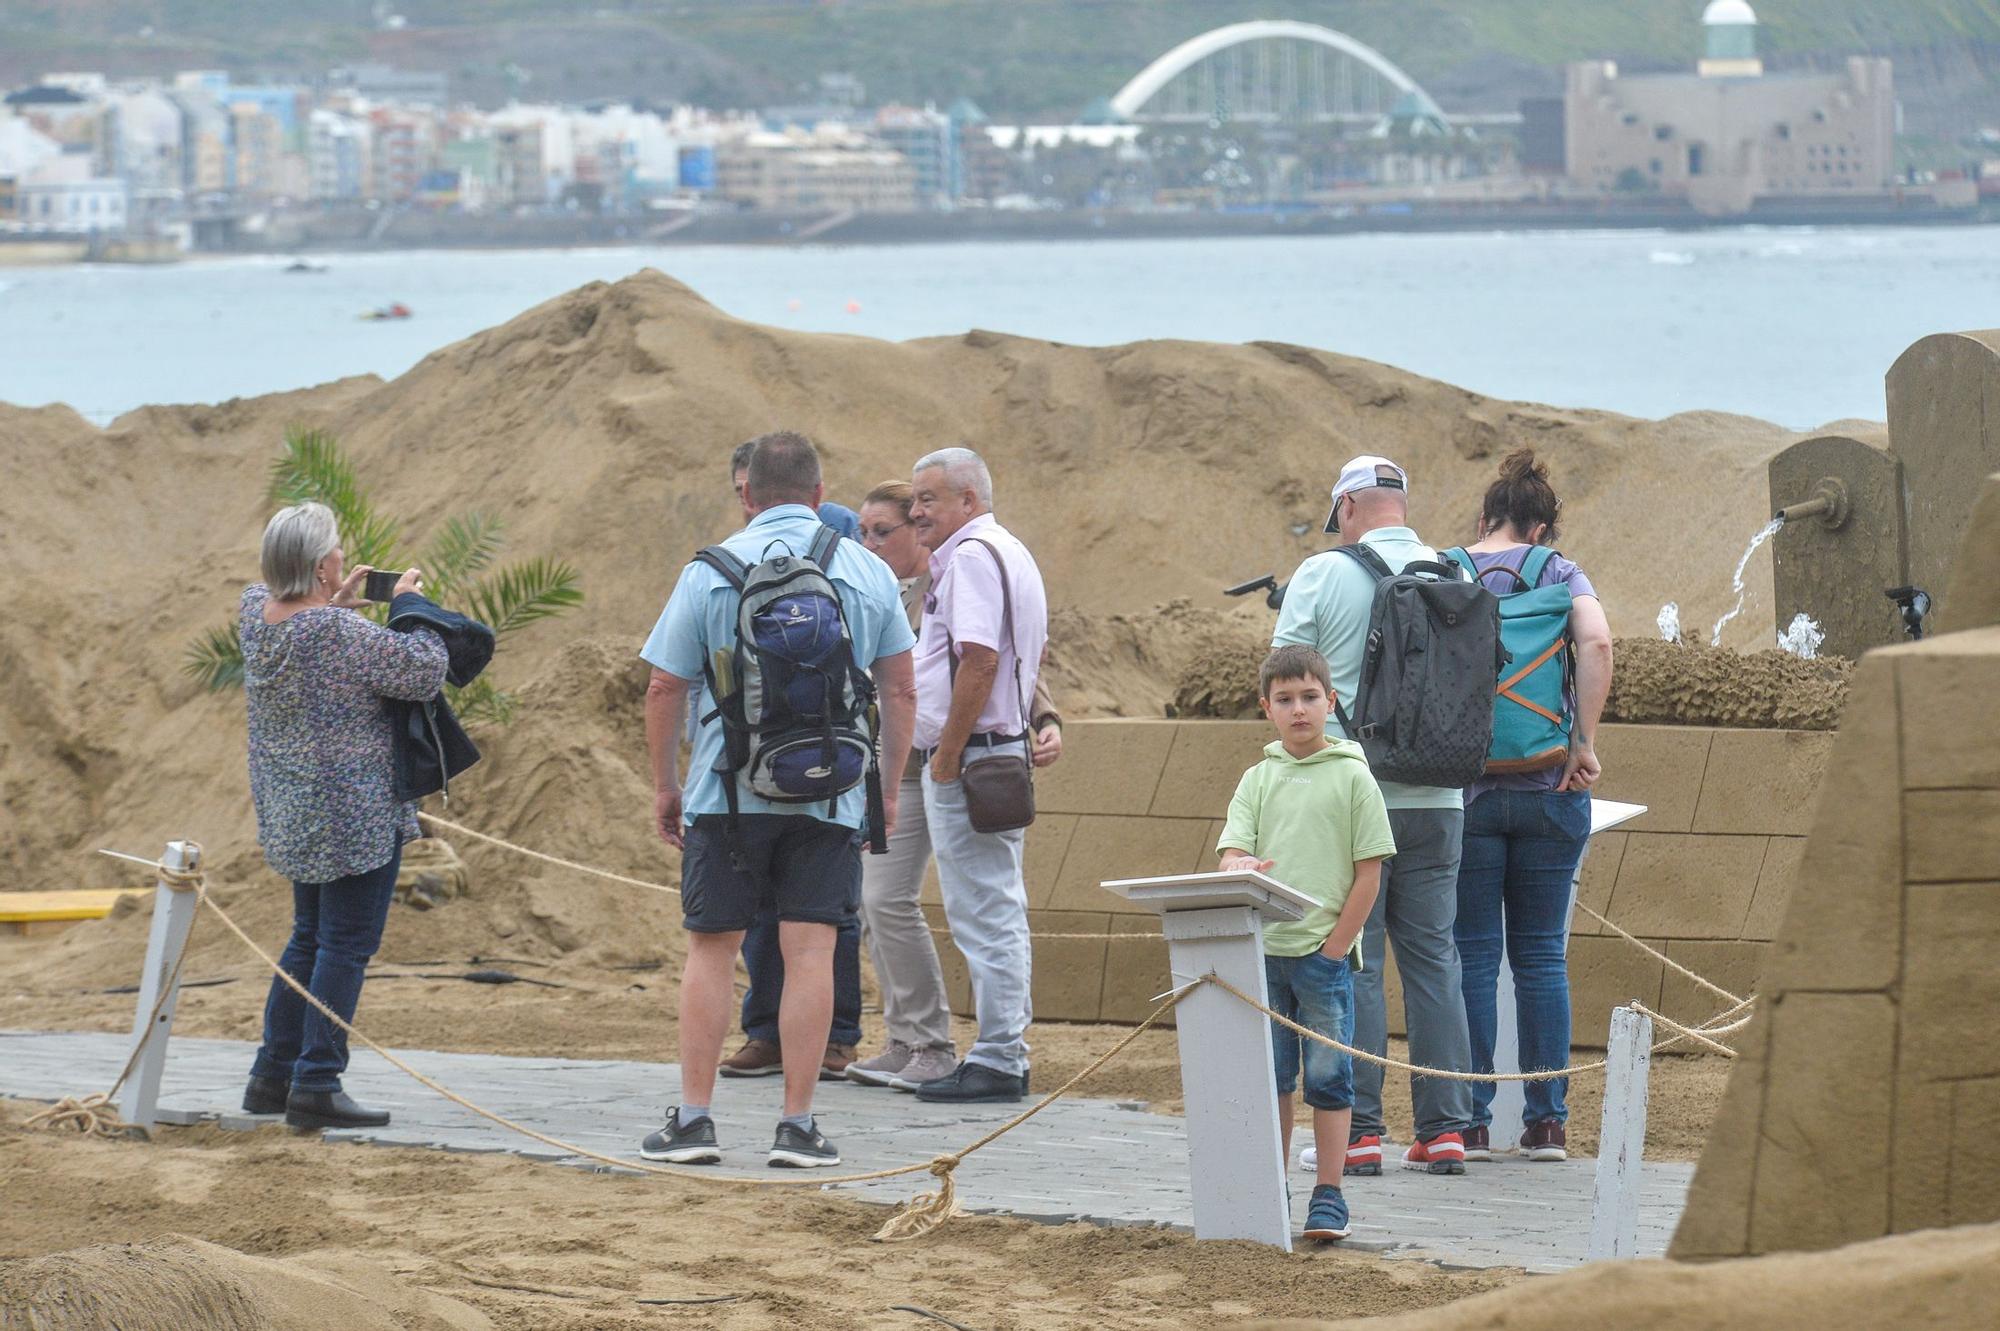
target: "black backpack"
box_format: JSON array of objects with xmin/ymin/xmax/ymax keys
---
[
  {"xmin": 693, "ymin": 526, "xmax": 886, "ymax": 850},
  {"xmin": 1329, "ymin": 543, "xmax": 1506, "ymax": 789}
]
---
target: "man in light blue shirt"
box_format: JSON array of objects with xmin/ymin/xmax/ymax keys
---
[
  {"xmin": 1274, "ymin": 455, "xmax": 1477, "ymax": 1177},
  {"xmin": 636, "ymin": 432, "xmax": 916, "ymax": 1170}
]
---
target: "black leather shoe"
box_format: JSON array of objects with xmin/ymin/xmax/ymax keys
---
[
  {"xmin": 285, "ymin": 1088, "xmax": 392, "ymax": 1131},
  {"xmin": 913, "ymin": 1060, "xmax": 1026, "ymax": 1104},
  {"xmin": 242, "ymin": 1075, "xmax": 289, "ymax": 1115}
]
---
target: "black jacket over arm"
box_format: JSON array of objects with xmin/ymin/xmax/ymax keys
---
[{"xmin": 386, "ymin": 593, "xmax": 496, "ymax": 803}]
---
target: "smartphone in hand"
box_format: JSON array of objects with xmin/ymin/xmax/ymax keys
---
[{"xmin": 363, "ymin": 569, "xmax": 402, "ymax": 602}]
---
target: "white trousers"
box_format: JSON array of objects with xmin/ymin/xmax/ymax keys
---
[
  {"xmin": 859, "ymin": 774, "xmax": 955, "ymax": 1050},
  {"xmin": 922, "ymin": 747, "xmax": 1033, "ymax": 1077}
]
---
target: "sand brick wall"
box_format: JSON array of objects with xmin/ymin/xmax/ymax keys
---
[
  {"xmin": 1671, "ymin": 623, "xmax": 2000, "ymax": 1258},
  {"xmin": 925, "ymin": 719, "xmax": 1831, "ymax": 1042}
]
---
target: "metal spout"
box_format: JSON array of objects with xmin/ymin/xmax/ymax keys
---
[{"xmin": 1773, "ymin": 478, "xmax": 1850, "ymax": 531}]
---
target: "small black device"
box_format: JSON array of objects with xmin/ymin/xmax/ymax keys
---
[
  {"xmin": 1225, "ymin": 573, "xmax": 1288, "ymax": 611},
  {"xmin": 1885, "ymin": 585, "xmax": 1931, "ymax": 641},
  {"xmin": 363, "ymin": 569, "xmax": 402, "ymax": 603}
]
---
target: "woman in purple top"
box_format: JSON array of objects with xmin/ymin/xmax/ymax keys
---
[
  {"xmin": 238, "ymin": 501, "xmax": 447, "ymax": 1132},
  {"xmin": 1452, "ymin": 450, "xmax": 1614, "ymax": 1164}
]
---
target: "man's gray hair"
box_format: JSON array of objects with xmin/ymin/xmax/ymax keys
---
[
  {"xmin": 913, "ymin": 445, "xmax": 993, "ymax": 508},
  {"xmin": 261, "ymin": 501, "xmax": 340, "ymax": 599}
]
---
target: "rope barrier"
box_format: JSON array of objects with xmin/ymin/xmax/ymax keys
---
[
  {"xmin": 418, "ymin": 811, "xmax": 1162, "ymax": 944},
  {"xmin": 24, "ymin": 846, "xmax": 208, "ymax": 1141},
  {"xmin": 35, "ymin": 840, "xmax": 1750, "ymax": 1244},
  {"xmin": 1200, "ymin": 972, "xmax": 1744, "ymax": 1079},
  {"xmin": 146, "ymin": 858, "xmax": 1195, "ymax": 1242},
  {"xmin": 1572, "ymin": 900, "xmax": 1748, "ymax": 1009}
]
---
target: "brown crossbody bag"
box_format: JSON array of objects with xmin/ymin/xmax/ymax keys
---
[{"xmin": 943, "ymin": 538, "xmax": 1036, "ymax": 834}]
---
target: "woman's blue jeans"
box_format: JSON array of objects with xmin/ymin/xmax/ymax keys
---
[
  {"xmin": 1454, "ymin": 788, "xmax": 1590, "ymax": 1129},
  {"xmin": 249, "ymin": 847, "xmax": 400, "ymax": 1093}
]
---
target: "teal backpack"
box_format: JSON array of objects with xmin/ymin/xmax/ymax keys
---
[{"xmin": 1443, "ymin": 545, "xmax": 1574, "ymax": 774}]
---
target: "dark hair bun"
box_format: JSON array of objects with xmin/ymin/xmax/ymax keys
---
[{"xmin": 1496, "ymin": 448, "xmax": 1548, "ymax": 484}]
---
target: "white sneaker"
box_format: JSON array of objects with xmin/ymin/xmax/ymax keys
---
[
  {"xmin": 887, "ymin": 1045, "xmax": 959, "ymax": 1091},
  {"xmin": 1299, "ymin": 1145, "xmax": 1318, "ymax": 1172},
  {"xmin": 845, "ymin": 1041, "xmax": 917, "ymax": 1088}
]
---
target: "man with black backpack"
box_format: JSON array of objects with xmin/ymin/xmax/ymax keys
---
[
  {"xmin": 637, "ymin": 432, "xmax": 917, "ymax": 1169},
  {"xmin": 1274, "ymin": 455, "xmax": 1499, "ymax": 1179}
]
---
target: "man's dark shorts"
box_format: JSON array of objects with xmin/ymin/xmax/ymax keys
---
[{"xmin": 682, "ymin": 813, "xmax": 861, "ymax": 933}]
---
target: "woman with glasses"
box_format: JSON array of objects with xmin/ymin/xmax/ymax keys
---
[{"xmin": 844, "ymin": 479, "xmax": 1063, "ymax": 1091}]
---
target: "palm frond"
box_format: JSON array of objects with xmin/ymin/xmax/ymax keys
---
[
  {"xmin": 447, "ymin": 677, "xmax": 516, "ymax": 727},
  {"xmin": 268, "ymin": 426, "xmax": 403, "ymax": 570},
  {"xmin": 466, "ymin": 558, "xmax": 585, "ymax": 640},
  {"xmin": 183, "ymin": 621, "xmax": 244, "ymax": 692},
  {"xmin": 421, "ymin": 512, "xmax": 505, "ymax": 603}
]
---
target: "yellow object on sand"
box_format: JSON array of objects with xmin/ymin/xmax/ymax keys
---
[{"xmin": 0, "ymin": 889, "xmax": 147, "ymax": 933}]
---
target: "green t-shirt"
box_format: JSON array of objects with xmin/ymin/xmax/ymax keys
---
[{"xmin": 1216, "ymin": 738, "xmax": 1398, "ymax": 960}]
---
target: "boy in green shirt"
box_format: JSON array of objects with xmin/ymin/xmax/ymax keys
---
[{"xmin": 1217, "ymin": 645, "xmax": 1395, "ymax": 1242}]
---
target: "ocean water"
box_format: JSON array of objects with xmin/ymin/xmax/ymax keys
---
[{"xmin": 4, "ymin": 224, "xmax": 1998, "ymax": 428}]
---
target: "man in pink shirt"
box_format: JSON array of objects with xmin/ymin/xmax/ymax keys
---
[{"xmin": 907, "ymin": 446, "xmax": 1049, "ymax": 1103}]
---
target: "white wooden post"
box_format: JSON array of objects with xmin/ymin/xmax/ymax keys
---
[
  {"xmin": 118, "ymin": 840, "xmax": 201, "ymax": 1131},
  {"xmin": 1491, "ymin": 800, "xmax": 1648, "ymax": 1144},
  {"xmin": 1587, "ymin": 1003, "xmax": 1653, "ymax": 1261},
  {"xmin": 1102, "ymin": 871, "xmax": 1313, "ymax": 1252}
]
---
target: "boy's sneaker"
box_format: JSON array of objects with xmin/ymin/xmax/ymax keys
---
[
  {"xmin": 1302, "ymin": 1184, "xmax": 1352, "ymax": 1241},
  {"xmin": 1344, "ymin": 1134, "xmax": 1384, "ymax": 1177},
  {"xmin": 1402, "ymin": 1132, "xmax": 1467, "ymax": 1175},
  {"xmin": 846, "ymin": 1041, "xmax": 916, "ymax": 1088},
  {"xmin": 638, "ymin": 1107, "xmax": 721, "ymax": 1164},
  {"xmin": 1521, "ymin": 1119, "xmax": 1568, "ymax": 1162},
  {"xmin": 889, "ymin": 1046, "xmax": 965, "ymax": 1093},
  {"xmin": 768, "ymin": 1118, "xmax": 840, "ymax": 1168},
  {"xmin": 1462, "ymin": 1124, "xmax": 1492, "ymax": 1162},
  {"xmin": 718, "ymin": 1039, "xmax": 784, "ymax": 1078}
]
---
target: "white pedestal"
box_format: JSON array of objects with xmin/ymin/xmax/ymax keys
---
[
  {"xmin": 1101, "ymin": 870, "xmax": 1314, "ymax": 1252},
  {"xmin": 1488, "ymin": 799, "xmax": 1646, "ymax": 1136}
]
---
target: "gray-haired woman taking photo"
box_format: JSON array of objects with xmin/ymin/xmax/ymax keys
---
[{"xmin": 238, "ymin": 501, "xmax": 446, "ymax": 1130}]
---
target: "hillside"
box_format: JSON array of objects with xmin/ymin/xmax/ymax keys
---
[
  {"xmin": 7, "ymin": 0, "xmax": 1998, "ymax": 140},
  {"xmin": 0, "ymin": 268, "xmax": 1804, "ymax": 901}
]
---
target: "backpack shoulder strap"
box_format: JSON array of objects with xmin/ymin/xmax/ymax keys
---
[
  {"xmin": 807, "ymin": 524, "xmax": 842, "ymax": 571},
  {"xmin": 1332, "ymin": 542, "xmax": 1395, "ymax": 582},
  {"xmin": 1518, "ymin": 544, "xmax": 1561, "ymax": 587},
  {"xmin": 692, "ymin": 545, "xmax": 750, "ymax": 591}
]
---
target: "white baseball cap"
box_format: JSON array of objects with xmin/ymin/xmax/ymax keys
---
[{"xmin": 1323, "ymin": 455, "xmax": 1409, "ymax": 534}]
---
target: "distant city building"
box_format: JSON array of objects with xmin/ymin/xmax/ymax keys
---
[
  {"xmin": 18, "ymin": 175, "xmax": 128, "ymax": 231},
  {"xmin": 1563, "ymin": 2, "xmax": 1895, "ymax": 215},
  {"xmin": 308, "ymin": 108, "xmax": 371, "ymax": 200},
  {"xmin": 873, "ymin": 105, "xmax": 955, "ymax": 207},
  {"xmin": 716, "ymin": 127, "xmax": 917, "ymax": 211},
  {"xmin": 369, "ymin": 108, "xmax": 438, "ymax": 201}
]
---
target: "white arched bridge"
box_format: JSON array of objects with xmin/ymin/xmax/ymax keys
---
[{"xmin": 1110, "ymin": 20, "xmax": 1444, "ymax": 126}]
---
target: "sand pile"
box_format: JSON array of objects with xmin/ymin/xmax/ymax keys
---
[
  {"xmin": 0, "ymin": 1235, "xmax": 487, "ymax": 1331},
  {"xmin": 1171, "ymin": 629, "xmax": 1853, "ymax": 729},
  {"xmin": 1603, "ymin": 639, "xmax": 1852, "ymax": 729},
  {"xmin": 0, "ymin": 269, "xmax": 1808, "ymax": 903},
  {"xmin": 1260, "ymin": 1220, "xmax": 2000, "ymax": 1331}
]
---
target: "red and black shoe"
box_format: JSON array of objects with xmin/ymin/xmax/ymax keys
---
[{"xmin": 1402, "ymin": 1131, "xmax": 1467, "ymax": 1175}]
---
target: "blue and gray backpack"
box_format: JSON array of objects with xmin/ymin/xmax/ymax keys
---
[
  {"xmin": 693, "ymin": 526, "xmax": 885, "ymax": 849},
  {"xmin": 1443, "ymin": 545, "xmax": 1574, "ymax": 775}
]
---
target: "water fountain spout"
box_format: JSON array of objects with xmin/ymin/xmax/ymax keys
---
[{"xmin": 1773, "ymin": 478, "xmax": 1851, "ymax": 530}]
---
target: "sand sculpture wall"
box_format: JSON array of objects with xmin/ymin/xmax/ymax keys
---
[
  {"xmin": 927, "ymin": 720, "xmax": 1830, "ymax": 1043},
  {"xmin": 1672, "ymin": 475, "xmax": 2000, "ymax": 1259}
]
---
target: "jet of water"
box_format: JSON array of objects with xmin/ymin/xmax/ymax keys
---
[
  {"xmin": 1710, "ymin": 517, "xmax": 1784, "ymax": 647},
  {"xmin": 1657, "ymin": 602, "xmax": 1683, "ymax": 643},
  {"xmin": 1777, "ymin": 613, "xmax": 1825, "ymax": 659}
]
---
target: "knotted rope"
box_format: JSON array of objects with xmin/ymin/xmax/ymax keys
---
[{"xmin": 24, "ymin": 846, "xmax": 206, "ymax": 1142}]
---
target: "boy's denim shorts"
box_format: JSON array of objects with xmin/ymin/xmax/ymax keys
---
[{"xmin": 1265, "ymin": 950, "xmax": 1356, "ymax": 1111}]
